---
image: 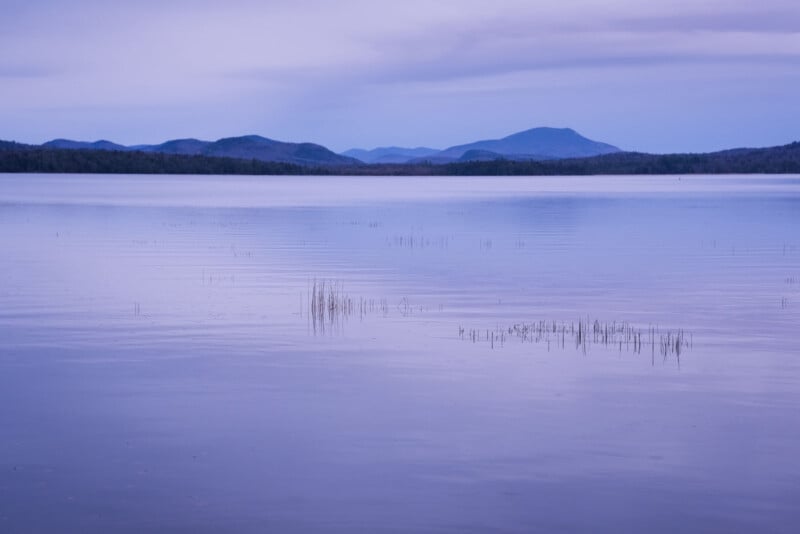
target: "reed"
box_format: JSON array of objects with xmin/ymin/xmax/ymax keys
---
[
  {"xmin": 309, "ymin": 278, "xmax": 391, "ymax": 333},
  {"xmin": 458, "ymin": 317, "xmax": 691, "ymax": 362}
]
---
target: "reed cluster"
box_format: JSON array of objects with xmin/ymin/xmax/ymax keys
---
[{"xmin": 459, "ymin": 318, "xmax": 692, "ymax": 362}]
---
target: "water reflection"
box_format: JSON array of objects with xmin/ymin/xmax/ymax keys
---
[{"xmin": 0, "ymin": 174, "xmax": 799, "ymax": 533}]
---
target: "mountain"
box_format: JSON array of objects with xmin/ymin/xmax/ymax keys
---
[
  {"xmin": 39, "ymin": 135, "xmax": 359, "ymax": 166},
  {"xmin": 43, "ymin": 139, "xmax": 130, "ymax": 151},
  {"xmin": 343, "ymin": 146, "xmax": 439, "ymax": 164},
  {"xmin": 434, "ymin": 127, "xmax": 620, "ymax": 162},
  {"xmin": 347, "ymin": 127, "xmax": 621, "ymax": 164},
  {"xmin": 202, "ymin": 135, "xmax": 358, "ymax": 166},
  {"xmin": 137, "ymin": 138, "xmax": 210, "ymax": 155},
  {"xmin": 33, "ymin": 127, "xmax": 616, "ymax": 166}
]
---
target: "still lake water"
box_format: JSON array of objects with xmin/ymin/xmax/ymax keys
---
[{"xmin": 0, "ymin": 174, "xmax": 798, "ymax": 533}]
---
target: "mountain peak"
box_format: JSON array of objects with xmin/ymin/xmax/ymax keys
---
[
  {"xmin": 215, "ymin": 135, "xmax": 276, "ymax": 145},
  {"xmin": 437, "ymin": 126, "xmax": 620, "ymax": 161},
  {"xmin": 513, "ymin": 126, "xmax": 575, "ymax": 134},
  {"xmin": 503, "ymin": 127, "xmax": 586, "ymax": 141}
]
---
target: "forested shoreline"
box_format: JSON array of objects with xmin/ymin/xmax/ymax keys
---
[{"xmin": 1, "ymin": 142, "xmax": 799, "ymax": 176}]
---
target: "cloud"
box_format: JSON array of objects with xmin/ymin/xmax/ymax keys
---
[
  {"xmin": 5, "ymin": 1, "xmax": 797, "ymax": 84},
  {"xmin": 0, "ymin": 64, "xmax": 58, "ymax": 79},
  {"xmin": 223, "ymin": 9, "xmax": 799, "ymax": 90},
  {"xmin": 1, "ymin": 0, "xmax": 798, "ymax": 151},
  {"xmin": 612, "ymin": 5, "xmax": 800, "ymax": 33}
]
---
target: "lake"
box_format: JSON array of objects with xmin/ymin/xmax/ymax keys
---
[{"xmin": 1, "ymin": 174, "xmax": 798, "ymax": 533}]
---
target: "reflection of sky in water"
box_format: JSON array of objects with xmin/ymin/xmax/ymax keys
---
[
  {"xmin": 0, "ymin": 175, "xmax": 799, "ymax": 532},
  {"xmin": 1, "ymin": 182, "xmax": 796, "ymax": 353}
]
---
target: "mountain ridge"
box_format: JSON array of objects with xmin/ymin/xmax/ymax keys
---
[
  {"xmin": 35, "ymin": 126, "xmax": 621, "ymax": 166},
  {"xmin": 344, "ymin": 127, "xmax": 620, "ymax": 164},
  {"xmin": 43, "ymin": 139, "xmax": 129, "ymax": 151},
  {"xmin": 38, "ymin": 135, "xmax": 359, "ymax": 167}
]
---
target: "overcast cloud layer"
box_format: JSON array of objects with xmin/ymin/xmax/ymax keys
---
[{"xmin": 1, "ymin": 0, "xmax": 799, "ymax": 152}]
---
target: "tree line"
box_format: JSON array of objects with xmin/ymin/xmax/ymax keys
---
[
  {"xmin": 0, "ymin": 147, "xmax": 307, "ymax": 175},
  {"xmin": 1, "ymin": 142, "xmax": 799, "ymax": 175}
]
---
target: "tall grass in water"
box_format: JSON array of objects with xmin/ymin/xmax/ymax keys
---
[
  {"xmin": 459, "ymin": 318, "xmax": 691, "ymax": 363},
  {"xmin": 309, "ymin": 279, "xmax": 389, "ymax": 334}
]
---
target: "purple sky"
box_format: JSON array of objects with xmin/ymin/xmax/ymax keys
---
[{"xmin": 1, "ymin": 0, "xmax": 799, "ymax": 152}]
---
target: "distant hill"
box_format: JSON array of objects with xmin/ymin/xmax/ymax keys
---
[
  {"xmin": 343, "ymin": 146, "xmax": 439, "ymax": 164},
  {"xmin": 348, "ymin": 127, "xmax": 621, "ymax": 164},
  {"xmin": 32, "ymin": 127, "xmax": 615, "ymax": 166},
  {"xmin": 136, "ymin": 138, "xmax": 209, "ymax": 155},
  {"xmin": 43, "ymin": 139, "xmax": 130, "ymax": 151},
  {"xmin": 201, "ymin": 135, "xmax": 358, "ymax": 166},
  {"xmin": 38, "ymin": 135, "xmax": 359, "ymax": 166},
  {"xmin": 435, "ymin": 127, "xmax": 621, "ymax": 162}
]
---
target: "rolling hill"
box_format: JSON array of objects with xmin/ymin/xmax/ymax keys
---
[{"xmin": 38, "ymin": 135, "xmax": 359, "ymax": 166}]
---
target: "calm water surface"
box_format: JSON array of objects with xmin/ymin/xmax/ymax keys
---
[{"xmin": 0, "ymin": 174, "xmax": 798, "ymax": 533}]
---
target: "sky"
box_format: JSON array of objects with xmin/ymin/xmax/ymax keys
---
[{"xmin": 1, "ymin": 0, "xmax": 799, "ymax": 153}]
